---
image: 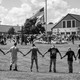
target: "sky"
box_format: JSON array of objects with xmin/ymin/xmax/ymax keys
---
[{"xmin": 0, "ymin": 0, "xmax": 80, "ymax": 26}]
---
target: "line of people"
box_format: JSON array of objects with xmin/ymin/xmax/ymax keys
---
[{"xmin": 0, "ymin": 43, "xmax": 80, "ymax": 73}]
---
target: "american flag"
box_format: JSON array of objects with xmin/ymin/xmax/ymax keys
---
[{"xmin": 32, "ymin": 7, "xmax": 44, "ymax": 19}]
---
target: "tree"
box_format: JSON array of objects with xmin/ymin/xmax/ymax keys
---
[
  {"xmin": 23, "ymin": 17, "xmax": 45, "ymax": 34},
  {"xmin": 48, "ymin": 22, "xmax": 54, "ymax": 24},
  {"xmin": 8, "ymin": 27, "xmax": 15, "ymax": 34}
]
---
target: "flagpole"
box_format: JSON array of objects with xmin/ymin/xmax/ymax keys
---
[{"xmin": 45, "ymin": 0, "xmax": 47, "ymax": 41}]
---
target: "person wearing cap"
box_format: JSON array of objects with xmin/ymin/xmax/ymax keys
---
[
  {"xmin": 61, "ymin": 47, "xmax": 76, "ymax": 73},
  {"xmin": 43, "ymin": 44, "xmax": 62, "ymax": 72},
  {"xmin": 5, "ymin": 42, "xmax": 24, "ymax": 71},
  {"xmin": 24, "ymin": 44, "xmax": 43, "ymax": 72}
]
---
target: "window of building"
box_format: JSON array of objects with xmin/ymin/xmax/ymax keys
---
[
  {"xmin": 61, "ymin": 32, "xmax": 65, "ymax": 34},
  {"xmin": 66, "ymin": 32, "xmax": 70, "ymax": 34},
  {"xmin": 72, "ymin": 32, "xmax": 76, "ymax": 35},
  {"xmin": 62, "ymin": 21, "xmax": 66, "ymax": 28},
  {"xmin": 72, "ymin": 20, "xmax": 76, "ymax": 28},
  {"xmin": 67, "ymin": 21, "xmax": 71, "ymax": 28}
]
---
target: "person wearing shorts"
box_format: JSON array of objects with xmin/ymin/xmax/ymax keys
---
[{"xmin": 6, "ymin": 42, "xmax": 24, "ymax": 71}]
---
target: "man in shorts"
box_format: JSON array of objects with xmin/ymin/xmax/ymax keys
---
[
  {"xmin": 62, "ymin": 47, "xmax": 76, "ymax": 73},
  {"xmin": 6, "ymin": 42, "xmax": 24, "ymax": 71},
  {"xmin": 24, "ymin": 44, "xmax": 43, "ymax": 72},
  {"xmin": 43, "ymin": 44, "xmax": 62, "ymax": 72}
]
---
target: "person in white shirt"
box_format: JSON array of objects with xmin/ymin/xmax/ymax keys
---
[{"xmin": 6, "ymin": 42, "xmax": 24, "ymax": 71}]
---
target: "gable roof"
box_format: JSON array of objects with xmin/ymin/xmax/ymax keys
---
[
  {"xmin": 51, "ymin": 13, "xmax": 80, "ymax": 30},
  {"xmin": 69, "ymin": 14, "xmax": 80, "ymax": 22},
  {"xmin": 0, "ymin": 25, "xmax": 20, "ymax": 33}
]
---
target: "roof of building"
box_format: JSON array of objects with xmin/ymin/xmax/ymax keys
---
[
  {"xmin": 51, "ymin": 13, "xmax": 80, "ymax": 30},
  {"xmin": 47, "ymin": 24, "xmax": 54, "ymax": 32},
  {"xmin": 0, "ymin": 25, "xmax": 20, "ymax": 33},
  {"xmin": 69, "ymin": 13, "xmax": 80, "ymax": 22}
]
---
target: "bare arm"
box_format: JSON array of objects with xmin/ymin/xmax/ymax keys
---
[
  {"xmin": 73, "ymin": 53, "xmax": 76, "ymax": 60},
  {"xmin": 62, "ymin": 53, "xmax": 67, "ymax": 59},
  {"xmin": 44, "ymin": 51, "xmax": 48, "ymax": 56},
  {"xmin": 58, "ymin": 51, "xmax": 62, "ymax": 58},
  {"xmin": 6, "ymin": 50, "xmax": 10, "ymax": 55},
  {"xmin": 0, "ymin": 49, "xmax": 5, "ymax": 55},
  {"xmin": 24, "ymin": 50, "xmax": 32, "ymax": 56},
  {"xmin": 76, "ymin": 51, "xmax": 79, "ymax": 58},
  {"xmin": 18, "ymin": 50, "xmax": 24, "ymax": 55},
  {"xmin": 37, "ymin": 49, "xmax": 43, "ymax": 56}
]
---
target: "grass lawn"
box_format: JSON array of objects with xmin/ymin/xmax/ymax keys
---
[{"xmin": 0, "ymin": 40, "xmax": 80, "ymax": 80}]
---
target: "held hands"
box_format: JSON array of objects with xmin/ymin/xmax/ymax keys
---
[
  {"xmin": 61, "ymin": 56, "xmax": 63, "ymax": 59},
  {"xmin": 23, "ymin": 54, "xmax": 26, "ymax": 56},
  {"xmin": 42, "ymin": 55, "xmax": 44, "ymax": 57}
]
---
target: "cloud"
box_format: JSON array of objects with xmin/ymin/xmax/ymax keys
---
[
  {"xmin": 0, "ymin": 6, "xmax": 8, "ymax": 21},
  {"xmin": 1, "ymin": 0, "xmax": 80, "ymax": 26},
  {"xmin": 68, "ymin": 8, "xmax": 80, "ymax": 15},
  {"xmin": 0, "ymin": 0, "xmax": 2, "ymax": 4},
  {"xmin": 2, "ymin": 3, "xmax": 32, "ymax": 25}
]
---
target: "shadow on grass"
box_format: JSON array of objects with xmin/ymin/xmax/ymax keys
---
[{"xmin": 0, "ymin": 69, "xmax": 80, "ymax": 75}]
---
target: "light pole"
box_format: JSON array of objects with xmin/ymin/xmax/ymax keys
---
[{"xmin": 45, "ymin": 0, "xmax": 48, "ymax": 41}]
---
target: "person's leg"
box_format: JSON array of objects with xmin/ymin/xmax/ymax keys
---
[
  {"xmin": 35, "ymin": 58, "xmax": 39, "ymax": 72},
  {"xmin": 10, "ymin": 60, "xmax": 13, "ymax": 71},
  {"xmin": 68, "ymin": 61, "xmax": 70, "ymax": 73},
  {"xmin": 13, "ymin": 60, "xmax": 18, "ymax": 71},
  {"xmin": 70, "ymin": 61, "xmax": 73, "ymax": 73},
  {"xmin": 78, "ymin": 59, "xmax": 80, "ymax": 73},
  {"xmin": 30, "ymin": 58, "xmax": 34, "ymax": 72},
  {"xmin": 68, "ymin": 61, "xmax": 73, "ymax": 73},
  {"xmin": 79, "ymin": 59, "xmax": 80, "ymax": 64},
  {"xmin": 49, "ymin": 58, "xmax": 52, "ymax": 72},
  {"xmin": 53, "ymin": 59, "xmax": 56, "ymax": 72},
  {"xmin": 10, "ymin": 64, "xmax": 12, "ymax": 71}
]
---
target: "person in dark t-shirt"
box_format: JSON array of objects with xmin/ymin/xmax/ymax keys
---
[
  {"xmin": 24, "ymin": 44, "xmax": 43, "ymax": 72},
  {"xmin": 43, "ymin": 44, "xmax": 62, "ymax": 72},
  {"xmin": 76, "ymin": 45, "xmax": 80, "ymax": 63},
  {"xmin": 62, "ymin": 47, "xmax": 76, "ymax": 73}
]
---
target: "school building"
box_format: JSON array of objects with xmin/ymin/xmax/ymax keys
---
[
  {"xmin": 0, "ymin": 24, "xmax": 20, "ymax": 34},
  {"xmin": 51, "ymin": 13, "xmax": 80, "ymax": 36}
]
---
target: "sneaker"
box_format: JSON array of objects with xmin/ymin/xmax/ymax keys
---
[
  {"xmin": 13, "ymin": 69, "xmax": 18, "ymax": 71},
  {"xmin": 31, "ymin": 69, "xmax": 32, "ymax": 72},
  {"xmin": 37, "ymin": 70, "xmax": 39, "ymax": 72},
  {"xmin": 49, "ymin": 70, "xmax": 52, "ymax": 72},
  {"xmin": 10, "ymin": 66, "xmax": 12, "ymax": 71}
]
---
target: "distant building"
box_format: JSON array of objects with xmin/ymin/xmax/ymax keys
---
[
  {"xmin": 51, "ymin": 13, "xmax": 80, "ymax": 35},
  {"xmin": 0, "ymin": 25, "xmax": 20, "ymax": 34},
  {"xmin": 44, "ymin": 23, "xmax": 54, "ymax": 35}
]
